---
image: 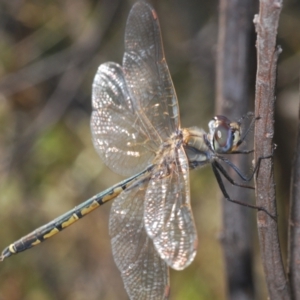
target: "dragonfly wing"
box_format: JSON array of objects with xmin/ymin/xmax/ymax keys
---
[
  {"xmin": 109, "ymin": 178, "xmax": 170, "ymax": 300},
  {"xmin": 144, "ymin": 146, "xmax": 198, "ymax": 270},
  {"xmin": 91, "ymin": 62, "xmax": 158, "ymax": 177},
  {"xmin": 123, "ymin": 1, "xmax": 180, "ymax": 141},
  {"xmin": 92, "ymin": 1, "xmax": 181, "ymax": 177}
]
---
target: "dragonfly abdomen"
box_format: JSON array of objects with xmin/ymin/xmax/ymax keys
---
[{"xmin": 0, "ymin": 167, "xmax": 152, "ymax": 261}]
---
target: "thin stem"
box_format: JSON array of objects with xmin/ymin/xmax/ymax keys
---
[{"xmin": 254, "ymin": 0, "xmax": 291, "ymax": 299}]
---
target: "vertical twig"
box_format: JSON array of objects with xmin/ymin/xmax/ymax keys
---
[
  {"xmin": 216, "ymin": 0, "xmax": 256, "ymax": 299},
  {"xmin": 288, "ymin": 89, "xmax": 300, "ymax": 298},
  {"xmin": 254, "ymin": 0, "xmax": 291, "ymax": 299}
]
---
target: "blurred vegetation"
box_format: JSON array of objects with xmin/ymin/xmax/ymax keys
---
[{"xmin": 0, "ymin": 0, "xmax": 299, "ymax": 299}]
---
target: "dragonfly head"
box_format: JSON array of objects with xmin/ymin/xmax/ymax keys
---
[{"xmin": 208, "ymin": 115, "xmax": 241, "ymax": 154}]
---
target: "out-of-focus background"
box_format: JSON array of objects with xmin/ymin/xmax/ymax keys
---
[{"xmin": 0, "ymin": 0, "xmax": 299, "ymax": 299}]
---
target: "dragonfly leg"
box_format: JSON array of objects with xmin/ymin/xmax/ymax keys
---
[
  {"xmin": 235, "ymin": 112, "xmax": 257, "ymax": 148},
  {"xmin": 211, "ymin": 163, "xmax": 277, "ymax": 221},
  {"xmin": 213, "ymin": 160, "xmax": 254, "ymax": 189},
  {"xmin": 218, "ymin": 152, "xmax": 273, "ymax": 182}
]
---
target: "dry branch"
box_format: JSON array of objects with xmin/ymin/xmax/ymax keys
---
[{"xmin": 254, "ymin": 0, "xmax": 291, "ymax": 299}]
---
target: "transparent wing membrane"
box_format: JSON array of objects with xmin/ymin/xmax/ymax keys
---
[
  {"xmin": 91, "ymin": 62, "xmax": 157, "ymax": 177},
  {"xmin": 144, "ymin": 146, "xmax": 197, "ymax": 270},
  {"xmin": 110, "ymin": 177, "xmax": 169, "ymax": 300},
  {"xmin": 123, "ymin": 1, "xmax": 180, "ymax": 140}
]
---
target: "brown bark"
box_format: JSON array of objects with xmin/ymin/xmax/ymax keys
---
[{"xmin": 254, "ymin": 0, "xmax": 291, "ymax": 299}]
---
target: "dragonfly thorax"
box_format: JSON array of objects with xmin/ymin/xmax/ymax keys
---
[
  {"xmin": 182, "ymin": 127, "xmax": 212, "ymax": 170},
  {"xmin": 153, "ymin": 129, "xmax": 185, "ymax": 167},
  {"xmin": 181, "ymin": 115, "xmax": 242, "ymax": 170}
]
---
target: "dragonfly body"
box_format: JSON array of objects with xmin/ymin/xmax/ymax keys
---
[
  {"xmin": 0, "ymin": 167, "xmax": 152, "ymax": 259},
  {"xmin": 0, "ymin": 2, "xmax": 267, "ymax": 300},
  {"xmin": 0, "ymin": 118, "xmax": 240, "ymax": 259}
]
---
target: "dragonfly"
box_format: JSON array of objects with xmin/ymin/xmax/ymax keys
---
[{"xmin": 0, "ymin": 1, "xmax": 274, "ymax": 299}]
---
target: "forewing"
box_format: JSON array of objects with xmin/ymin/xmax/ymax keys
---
[
  {"xmin": 109, "ymin": 178, "xmax": 170, "ymax": 300},
  {"xmin": 91, "ymin": 62, "xmax": 158, "ymax": 177},
  {"xmin": 123, "ymin": 2, "xmax": 180, "ymax": 141},
  {"xmin": 144, "ymin": 146, "xmax": 198, "ymax": 270}
]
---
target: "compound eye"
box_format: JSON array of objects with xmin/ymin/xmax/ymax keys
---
[{"xmin": 213, "ymin": 123, "xmax": 233, "ymax": 153}]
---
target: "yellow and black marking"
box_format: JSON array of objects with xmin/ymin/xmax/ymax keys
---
[{"xmin": 0, "ymin": 166, "xmax": 152, "ymax": 261}]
